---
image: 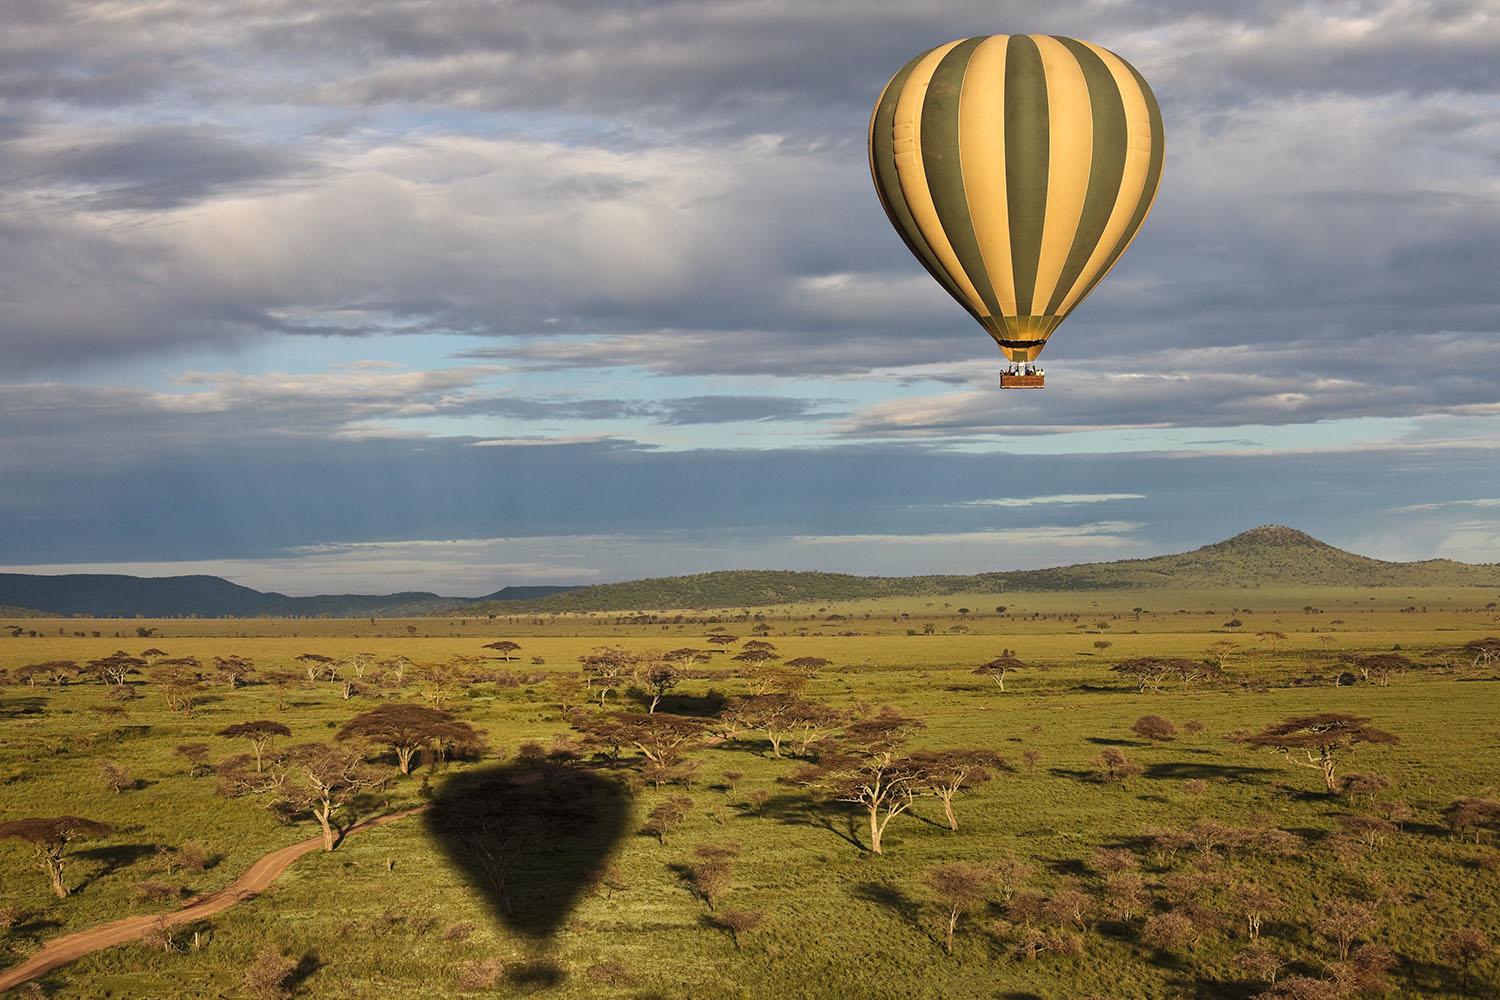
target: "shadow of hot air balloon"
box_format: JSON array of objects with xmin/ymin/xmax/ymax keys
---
[{"xmin": 426, "ymin": 757, "xmax": 630, "ymax": 938}]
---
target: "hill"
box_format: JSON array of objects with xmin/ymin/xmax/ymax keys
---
[
  {"xmin": 0, "ymin": 574, "xmax": 578, "ymax": 619},
  {"xmin": 475, "ymin": 526, "xmax": 1500, "ymax": 613},
  {"xmin": 5, "ymin": 527, "xmax": 1497, "ymax": 617}
]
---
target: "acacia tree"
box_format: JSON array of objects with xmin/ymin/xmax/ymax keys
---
[
  {"xmin": 610, "ymin": 712, "xmax": 705, "ymax": 769},
  {"xmin": 214, "ymin": 655, "xmax": 255, "ymax": 689},
  {"xmin": 973, "ymin": 651, "xmax": 1026, "ymax": 692},
  {"xmin": 87, "ymin": 653, "xmax": 144, "ymax": 687},
  {"xmin": 925, "ymin": 862, "xmax": 995, "ymax": 954},
  {"xmin": 1351, "ymin": 653, "xmax": 1413, "ymax": 686},
  {"xmin": 579, "ymin": 646, "xmax": 636, "ymax": 707},
  {"xmin": 279, "ymin": 743, "xmax": 383, "ymax": 851},
  {"xmin": 784, "ymin": 656, "xmax": 831, "ymax": 674},
  {"xmin": 219, "ymin": 720, "xmax": 293, "ymax": 772},
  {"xmin": 1241, "ymin": 713, "xmax": 1398, "ymax": 793},
  {"xmin": 725, "ymin": 694, "xmax": 800, "ymax": 758},
  {"xmin": 337, "ymin": 704, "xmax": 481, "ymax": 776},
  {"xmin": 0, "ymin": 816, "xmax": 113, "ymax": 898},
  {"xmin": 640, "ymin": 662, "xmax": 681, "ymax": 713},
  {"xmin": 1111, "ymin": 657, "xmax": 1195, "ymax": 694},
  {"xmin": 793, "ymin": 709, "xmax": 925, "ymax": 855},
  {"xmin": 910, "ymin": 749, "xmax": 1007, "ymax": 831},
  {"xmin": 483, "ymin": 640, "xmax": 521, "ymax": 661}
]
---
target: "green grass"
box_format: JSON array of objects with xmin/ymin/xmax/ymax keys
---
[{"xmin": 2, "ymin": 591, "xmax": 1499, "ymax": 998}]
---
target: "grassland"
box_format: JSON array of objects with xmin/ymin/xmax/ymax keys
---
[{"xmin": 2, "ymin": 588, "xmax": 1499, "ymax": 998}]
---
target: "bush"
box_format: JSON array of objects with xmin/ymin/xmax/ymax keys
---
[
  {"xmin": 1131, "ymin": 715, "xmax": 1177, "ymax": 741},
  {"xmin": 242, "ymin": 948, "xmax": 296, "ymax": 1000}
]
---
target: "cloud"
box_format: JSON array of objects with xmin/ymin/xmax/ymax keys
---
[{"xmin": 958, "ymin": 494, "xmax": 1147, "ymax": 508}]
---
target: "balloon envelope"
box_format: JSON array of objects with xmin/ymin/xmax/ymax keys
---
[{"xmin": 869, "ymin": 35, "xmax": 1164, "ymax": 363}]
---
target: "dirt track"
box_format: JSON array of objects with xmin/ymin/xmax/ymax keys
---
[{"xmin": 0, "ymin": 806, "xmax": 427, "ymax": 992}]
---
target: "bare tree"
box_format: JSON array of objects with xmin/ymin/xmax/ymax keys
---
[
  {"xmin": 641, "ymin": 796, "xmax": 692, "ymax": 844},
  {"xmin": 1438, "ymin": 928, "xmax": 1492, "ymax": 994},
  {"xmin": 715, "ymin": 908, "xmax": 766, "ymax": 950},
  {"xmin": 1321, "ymin": 899, "xmax": 1377, "ymax": 961},
  {"xmin": 242, "ymin": 948, "xmax": 297, "ymax": 1000},
  {"xmin": 0, "ymin": 816, "xmax": 113, "ymax": 898},
  {"xmin": 219, "ymin": 720, "xmax": 293, "ymax": 772},
  {"xmin": 1240, "ymin": 713, "xmax": 1398, "ymax": 793},
  {"xmin": 925, "ymin": 862, "xmax": 995, "ymax": 954},
  {"xmin": 278, "ymin": 743, "xmax": 383, "ymax": 851},
  {"xmin": 337, "ymin": 704, "xmax": 482, "ymax": 776},
  {"xmin": 1444, "ymin": 798, "xmax": 1500, "ymax": 843},
  {"xmin": 910, "ymin": 749, "xmax": 1007, "ymax": 831}
]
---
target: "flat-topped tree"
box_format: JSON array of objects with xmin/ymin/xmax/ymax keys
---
[
  {"xmin": 911, "ymin": 749, "xmax": 1009, "ymax": 831},
  {"xmin": 741, "ymin": 639, "xmax": 777, "ymax": 653},
  {"xmin": 87, "ymin": 653, "xmax": 144, "ymax": 686},
  {"xmin": 705, "ymin": 634, "xmax": 738, "ymax": 650},
  {"xmin": 219, "ymin": 720, "xmax": 292, "ymax": 772},
  {"xmin": 784, "ymin": 656, "xmax": 831, "ymax": 673},
  {"xmin": 337, "ymin": 703, "xmax": 481, "ymax": 776},
  {"xmin": 0, "ymin": 816, "xmax": 112, "ymax": 898},
  {"xmin": 637, "ymin": 657, "xmax": 681, "ymax": 713},
  {"xmin": 973, "ymin": 652, "xmax": 1026, "ymax": 692},
  {"xmin": 483, "ymin": 640, "xmax": 521, "ymax": 661},
  {"xmin": 579, "ymin": 646, "xmax": 637, "ymax": 707},
  {"xmin": 1110, "ymin": 657, "xmax": 1197, "ymax": 694},
  {"xmin": 607, "ymin": 712, "xmax": 706, "ymax": 768},
  {"xmin": 1241, "ymin": 713, "xmax": 1398, "ymax": 793},
  {"xmin": 295, "ymin": 652, "xmax": 335, "ymax": 682},
  {"xmin": 793, "ymin": 708, "xmax": 925, "ymax": 855},
  {"xmin": 214, "ymin": 655, "xmax": 254, "ymax": 688},
  {"xmin": 1351, "ymin": 653, "xmax": 1414, "ymax": 686}
]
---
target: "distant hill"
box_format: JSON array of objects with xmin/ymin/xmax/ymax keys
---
[
  {"xmin": 472, "ymin": 526, "xmax": 1500, "ymax": 613},
  {"xmin": 0, "ymin": 573, "xmax": 578, "ymax": 619},
  {"xmin": 6, "ymin": 527, "xmax": 1498, "ymax": 617}
]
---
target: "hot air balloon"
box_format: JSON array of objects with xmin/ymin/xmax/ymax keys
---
[{"xmin": 869, "ymin": 35, "xmax": 1164, "ymax": 388}]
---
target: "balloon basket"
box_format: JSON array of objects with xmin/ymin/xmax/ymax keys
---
[{"xmin": 1000, "ymin": 373, "xmax": 1045, "ymax": 389}]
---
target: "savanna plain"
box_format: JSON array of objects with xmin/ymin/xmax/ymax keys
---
[{"xmin": 2, "ymin": 587, "xmax": 1498, "ymax": 999}]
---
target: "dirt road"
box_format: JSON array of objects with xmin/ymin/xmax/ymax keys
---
[{"xmin": 0, "ymin": 806, "xmax": 427, "ymax": 992}]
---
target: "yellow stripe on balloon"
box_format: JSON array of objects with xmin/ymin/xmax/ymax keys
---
[
  {"xmin": 1052, "ymin": 41, "xmax": 1154, "ymax": 318},
  {"xmin": 957, "ymin": 35, "xmax": 1016, "ymax": 315},
  {"xmin": 1029, "ymin": 35, "xmax": 1095, "ymax": 316},
  {"xmin": 892, "ymin": 39, "xmax": 989, "ymax": 317}
]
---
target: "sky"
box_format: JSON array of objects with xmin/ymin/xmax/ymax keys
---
[{"xmin": 2, "ymin": 0, "xmax": 1499, "ymax": 596}]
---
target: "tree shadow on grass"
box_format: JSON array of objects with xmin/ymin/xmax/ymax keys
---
[
  {"xmin": 0, "ymin": 696, "xmax": 47, "ymax": 718},
  {"xmin": 73, "ymin": 842, "xmax": 157, "ymax": 889},
  {"xmin": 851, "ymin": 881, "xmax": 924, "ymax": 929},
  {"xmin": 285, "ymin": 950, "xmax": 322, "ymax": 992},
  {"xmin": 1087, "ymin": 737, "xmax": 1146, "ymax": 747},
  {"xmin": 1143, "ymin": 761, "xmax": 1275, "ymax": 784},
  {"xmin": 425, "ymin": 761, "xmax": 630, "ymax": 939},
  {"xmin": 754, "ymin": 793, "xmax": 865, "ymax": 851}
]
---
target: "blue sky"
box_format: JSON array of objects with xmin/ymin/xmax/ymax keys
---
[{"xmin": 2, "ymin": 1, "xmax": 1499, "ymax": 594}]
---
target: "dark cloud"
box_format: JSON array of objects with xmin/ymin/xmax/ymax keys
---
[
  {"xmin": 4, "ymin": 125, "xmax": 312, "ymax": 210},
  {"xmin": 3, "ymin": 424, "xmax": 1499, "ymax": 569}
]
